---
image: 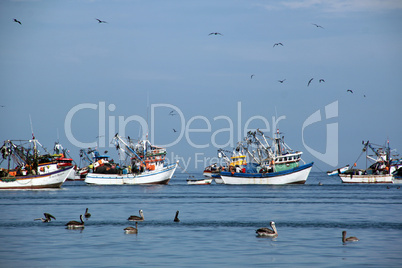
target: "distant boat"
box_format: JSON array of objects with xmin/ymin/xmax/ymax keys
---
[
  {"xmin": 0, "ymin": 139, "xmax": 73, "ymax": 189},
  {"xmin": 339, "ymin": 140, "xmax": 401, "ymax": 183},
  {"xmin": 187, "ymin": 177, "xmax": 213, "ymax": 185},
  {"xmin": 327, "ymin": 165, "xmax": 350, "ymax": 176},
  {"xmin": 220, "ymin": 129, "xmax": 313, "ymax": 185},
  {"xmin": 85, "ymin": 134, "xmax": 178, "ymax": 185},
  {"xmin": 203, "ymin": 146, "xmax": 248, "ymax": 184}
]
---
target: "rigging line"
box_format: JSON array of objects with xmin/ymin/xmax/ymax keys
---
[
  {"xmin": 313, "ymin": 164, "xmax": 326, "ymax": 173},
  {"xmin": 176, "ymin": 162, "xmax": 193, "ymax": 176}
]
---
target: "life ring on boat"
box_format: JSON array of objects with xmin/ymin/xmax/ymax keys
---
[{"xmin": 231, "ymin": 172, "xmax": 234, "ymax": 175}]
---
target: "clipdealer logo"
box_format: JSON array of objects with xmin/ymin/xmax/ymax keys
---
[
  {"xmin": 64, "ymin": 101, "xmax": 338, "ymax": 168},
  {"xmin": 302, "ymin": 101, "xmax": 338, "ymax": 166}
]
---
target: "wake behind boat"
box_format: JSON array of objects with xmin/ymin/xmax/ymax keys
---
[
  {"xmin": 0, "ymin": 139, "xmax": 73, "ymax": 189},
  {"xmin": 85, "ymin": 134, "xmax": 178, "ymax": 185},
  {"xmin": 220, "ymin": 129, "xmax": 313, "ymax": 185}
]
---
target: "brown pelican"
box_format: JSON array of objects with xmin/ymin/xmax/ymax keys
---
[
  {"xmin": 209, "ymin": 32, "xmax": 223, "ymax": 36},
  {"xmin": 256, "ymin": 221, "xmax": 278, "ymax": 237},
  {"xmin": 34, "ymin": 213, "xmax": 56, "ymax": 223},
  {"xmin": 347, "ymin": 89, "xmax": 353, "ymax": 93},
  {"xmin": 319, "ymin": 79, "xmax": 325, "ymax": 83},
  {"xmin": 307, "ymin": 78, "xmax": 314, "ymax": 86},
  {"xmin": 66, "ymin": 215, "xmax": 85, "ymax": 229},
  {"xmin": 273, "ymin": 43, "xmax": 283, "ymax": 47},
  {"xmin": 342, "ymin": 231, "xmax": 359, "ymax": 243},
  {"xmin": 278, "ymin": 79, "xmax": 286, "ymax": 83},
  {"xmin": 124, "ymin": 222, "xmax": 138, "ymax": 234},
  {"xmin": 251, "ymin": 74, "xmax": 255, "ymax": 79},
  {"xmin": 84, "ymin": 208, "xmax": 91, "ymax": 218},
  {"xmin": 14, "ymin": 19, "xmax": 22, "ymax": 25},
  {"xmin": 128, "ymin": 210, "xmax": 144, "ymax": 221},
  {"xmin": 174, "ymin": 211, "xmax": 180, "ymax": 222}
]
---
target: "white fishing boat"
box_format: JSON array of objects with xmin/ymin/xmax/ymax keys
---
[
  {"xmin": 187, "ymin": 176, "xmax": 213, "ymax": 185},
  {"xmin": 0, "ymin": 139, "xmax": 73, "ymax": 189},
  {"xmin": 339, "ymin": 140, "xmax": 401, "ymax": 184},
  {"xmin": 85, "ymin": 134, "xmax": 178, "ymax": 185},
  {"xmin": 220, "ymin": 129, "xmax": 313, "ymax": 185}
]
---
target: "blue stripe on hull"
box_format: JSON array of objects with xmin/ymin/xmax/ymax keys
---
[{"xmin": 220, "ymin": 162, "xmax": 314, "ymax": 178}]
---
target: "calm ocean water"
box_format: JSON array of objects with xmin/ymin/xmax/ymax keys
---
[{"xmin": 0, "ymin": 171, "xmax": 401, "ymax": 267}]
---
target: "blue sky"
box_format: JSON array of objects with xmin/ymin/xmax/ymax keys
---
[{"xmin": 1, "ymin": 0, "xmax": 401, "ymax": 172}]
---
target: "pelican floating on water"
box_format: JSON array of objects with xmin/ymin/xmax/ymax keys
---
[
  {"xmin": 256, "ymin": 221, "xmax": 278, "ymax": 237},
  {"xmin": 66, "ymin": 215, "xmax": 85, "ymax": 229},
  {"xmin": 84, "ymin": 208, "xmax": 91, "ymax": 218},
  {"xmin": 128, "ymin": 210, "xmax": 144, "ymax": 221},
  {"xmin": 124, "ymin": 222, "xmax": 138, "ymax": 234},
  {"xmin": 34, "ymin": 213, "xmax": 56, "ymax": 223},
  {"xmin": 342, "ymin": 231, "xmax": 358, "ymax": 243},
  {"xmin": 174, "ymin": 211, "xmax": 180, "ymax": 222}
]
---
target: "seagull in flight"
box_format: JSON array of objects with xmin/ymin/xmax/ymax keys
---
[
  {"xmin": 14, "ymin": 19, "xmax": 22, "ymax": 25},
  {"xmin": 319, "ymin": 79, "xmax": 325, "ymax": 83},
  {"xmin": 307, "ymin": 78, "xmax": 314, "ymax": 87},
  {"xmin": 250, "ymin": 74, "xmax": 254, "ymax": 79},
  {"xmin": 96, "ymin": 18, "xmax": 107, "ymax": 23},
  {"xmin": 347, "ymin": 89, "xmax": 353, "ymax": 93},
  {"xmin": 209, "ymin": 32, "xmax": 223, "ymax": 36},
  {"xmin": 173, "ymin": 129, "xmax": 177, "ymax": 133},
  {"xmin": 278, "ymin": 79, "xmax": 286, "ymax": 83},
  {"xmin": 273, "ymin": 43, "xmax": 283, "ymax": 47},
  {"xmin": 312, "ymin": 23, "xmax": 324, "ymax": 29},
  {"xmin": 169, "ymin": 110, "xmax": 177, "ymax": 116}
]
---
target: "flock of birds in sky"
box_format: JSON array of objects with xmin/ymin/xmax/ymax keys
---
[
  {"xmin": 33, "ymin": 208, "xmax": 359, "ymax": 243},
  {"xmin": 10, "ymin": 18, "xmax": 364, "ymax": 98}
]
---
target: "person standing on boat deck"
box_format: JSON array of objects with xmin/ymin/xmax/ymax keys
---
[
  {"xmin": 236, "ymin": 166, "xmax": 241, "ymax": 173},
  {"xmin": 89, "ymin": 163, "xmax": 93, "ymax": 173}
]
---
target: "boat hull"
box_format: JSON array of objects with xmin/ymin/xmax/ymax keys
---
[
  {"xmin": 339, "ymin": 174, "xmax": 393, "ymax": 183},
  {"xmin": 85, "ymin": 163, "xmax": 178, "ymax": 185},
  {"xmin": 220, "ymin": 162, "xmax": 313, "ymax": 185},
  {"xmin": 0, "ymin": 166, "xmax": 73, "ymax": 190},
  {"xmin": 187, "ymin": 178, "xmax": 213, "ymax": 185}
]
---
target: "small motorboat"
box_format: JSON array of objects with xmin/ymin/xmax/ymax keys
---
[{"xmin": 187, "ymin": 176, "xmax": 213, "ymax": 185}]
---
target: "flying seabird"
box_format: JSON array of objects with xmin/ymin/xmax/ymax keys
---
[
  {"xmin": 251, "ymin": 74, "xmax": 254, "ymax": 79},
  {"xmin": 84, "ymin": 208, "xmax": 91, "ymax": 218},
  {"xmin": 169, "ymin": 110, "xmax": 176, "ymax": 116},
  {"xmin": 347, "ymin": 89, "xmax": 353, "ymax": 93},
  {"xmin": 307, "ymin": 78, "xmax": 314, "ymax": 87},
  {"xmin": 273, "ymin": 43, "xmax": 283, "ymax": 47},
  {"xmin": 209, "ymin": 32, "xmax": 223, "ymax": 36},
  {"xmin": 278, "ymin": 79, "xmax": 286, "ymax": 83},
  {"xmin": 66, "ymin": 215, "xmax": 85, "ymax": 229},
  {"xmin": 342, "ymin": 231, "xmax": 359, "ymax": 243},
  {"xmin": 174, "ymin": 211, "xmax": 180, "ymax": 222},
  {"xmin": 256, "ymin": 221, "xmax": 278, "ymax": 237},
  {"xmin": 319, "ymin": 79, "xmax": 325, "ymax": 83},
  {"xmin": 34, "ymin": 213, "xmax": 56, "ymax": 223},
  {"xmin": 124, "ymin": 222, "xmax": 138, "ymax": 234},
  {"xmin": 173, "ymin": 129, "xmax": 177, "ymax": 133},
  {"xmin": 96, "ymin": 18, "xmax": 107, "ymax": 23},
  {"xmin": 312, "ymin": 23, "xmax": 324, "ymax": 29},
  {"xmin": 14, "ymin": 19, "xmax": 22, "ymax": 25},
  {"xmin": 128, "ymin": 210, "xmax": 144, "ymax": 221}
]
